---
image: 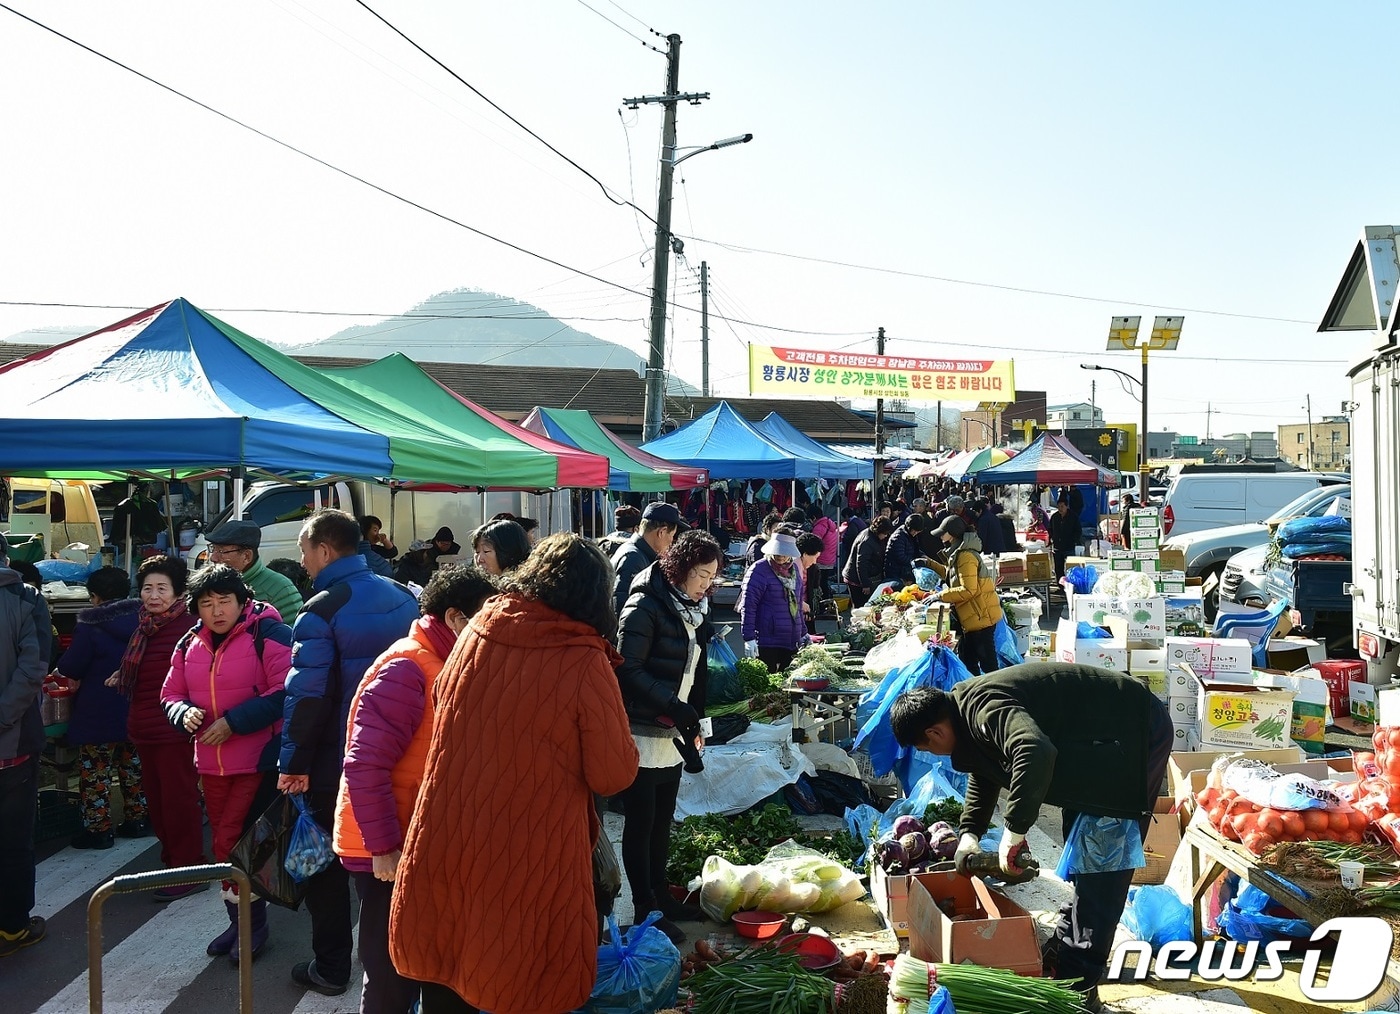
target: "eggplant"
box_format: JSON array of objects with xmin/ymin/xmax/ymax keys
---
[{"xmin": 891, "ymin": 815, "xmax": 927, "ymax": 838}]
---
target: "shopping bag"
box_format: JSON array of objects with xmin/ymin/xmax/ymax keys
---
[
  {"xmin": 284, "ymin": 794, "xmax": 336, "ymax": 884},
  {"xmin": 593, "ymin": 832, "xmax": 623, "ymax": 917},
  {"xmin": 1123, "ymin": 885, "xmax": 1192, "ymax": 949},
  {"xmin": 584, "ymin": 913, "xmax": 682, "ymax": 1013},
  {"xmin": 705, "ymin": 637, "xmax": 744, "ymax": 706},
  {"xmin": 228, "ymin": 795, "xmax": 306, "ymax": 910}
]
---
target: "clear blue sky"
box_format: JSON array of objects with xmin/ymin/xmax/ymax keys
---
[{"xmin": 1, "ymin": 1, "xmax": 1393, "ymax": 439}]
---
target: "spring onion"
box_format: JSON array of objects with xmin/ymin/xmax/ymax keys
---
[
  {"xmin": 1299, "ymin": 840, "xmax": 1400, "ymax": 874},
  {"xmin": 686, "ymin": 946, "xmax": 835, "ymax": 1014},
  {"xmin": 890, "ymin": 955, "xmax": 1087, "ymax": 1014}
]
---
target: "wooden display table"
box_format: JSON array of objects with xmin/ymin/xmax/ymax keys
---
[{"xmin": 1183, "ymin": 822, "xmax": 1329, "ymax": 941}]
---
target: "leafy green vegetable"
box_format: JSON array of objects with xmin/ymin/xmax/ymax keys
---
[
  {"xmin": 922, "ymin": 797, "xmax": 964, "ymax": 828},
  {"xmin": 736, "ymin": 657, "xmax": 783, "ymax": 696},
  {"xmin": 666, "ymin": 805, "xmax": 864, "ymax": 885}
]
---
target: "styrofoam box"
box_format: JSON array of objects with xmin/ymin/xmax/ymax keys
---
[
  {"xmin": 1171, "ymin": 722, "xmax": 1200, "ymax": 750},
  {"xmin": 1165, "ymin": 637, "xmax": 1252, "ymax": 675},
  {"xmin": 1169, "ymin": 695, "xmax": 1198, "ymax": 722},
  {"xmin": 1073, "ymin": 596, "xmax": 1167, "ymax": 642}
]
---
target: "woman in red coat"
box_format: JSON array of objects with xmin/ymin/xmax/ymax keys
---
[
  {"xmin": 390, "ymin": 535, "xmax": 639, "ymax": 1014},
  {"xmin": 107, "ymin": 556, "xmax": 203, "ymax": 900}
]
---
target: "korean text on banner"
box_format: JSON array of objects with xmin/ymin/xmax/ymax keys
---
[{"xmin": 748, "ymin": 344, "xmax": 1016, "ymax": 403}]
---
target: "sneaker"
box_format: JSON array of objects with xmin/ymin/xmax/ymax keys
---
[
  {"xmin": 1079, "ymin": 986, "xmax": 1104, "ymax": 1013},
  {"xmin": 153, "ymin": 882, "xmax": 207, "ymax": 902},
  {"xmin": 115, "ymin": 818, "xmax": 153, "ymax": 838},
  {"xmin": 0, "ymin": 918, "xmax": 46, "ymax": 957},
  {"xmin": 70, "ymin": 829, "xmax": 115, "ymax": 850},
  {"xmin": 291, "ymin": 960, "xmax": 349, "ymax": 997}
]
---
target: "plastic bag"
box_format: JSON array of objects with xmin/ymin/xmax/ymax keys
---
[
  {"xmin": 993, "ymin": 617, "xmax": 1024, "ymax": 667},
  {"xmin": 1212, "ymin": 756, "xmax": 1347, "ymax": 812},
  {"xmin": 861, "ymin": 629, "xmax": 926, "ymax": 679},
  {"xmin": 705, "ymin": 637, "xmax": 744, "ymax": 706},
  {"xmin": 585, "ymin": 913, "xmax": 681, "ymax": 1014},
  {"xmin": 698, "ymin": 840, "xmax": 865, "ymax": 920},
  {"xmin": 1056, "ymin": 813, "xmax": 1145, "ymax": 877},
  {"xmin": 1123, "ymin": 885, "xmax": 1192, "ymax": 948},
  {"xmin": 1278, "ymin": 514, "xmax": 1350, "ymax": 543},
  {"xmin": 854, "ymin": 644, "xmax": 973, "ymax": 795},
  {"xmin": 913, "ymin": 566, "xmax": 939, "ymax": 591},
  {"xmin": 1065, "ymin": 564, "xmax": 1099, "ymax": 594},
  {"xmin": 1216, "ymin": 884, "xmax": 1312, "ymax": 943},
  {"xmin": 229, "ymin": 795, "xmax": 306, "ymax": 910},
  {"xmin": 283, "ymin": 794, "xmax": 335, "ymax": 883},
  {"xmin": 876, "ymin": 767, "xmax": 967, "ymax": 838},
  {"xmin": 593, "ymin": 832, "xmax": 623, "ymax": 917}
]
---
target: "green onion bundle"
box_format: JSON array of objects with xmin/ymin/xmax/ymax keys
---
[
  {"xmin": 889, "ymin": 955, "xmax": 1087, "ymax": 1014},
  {"xmin": 1355, "ymin": 882, "xmax": 1400, "ymax": 910},
  {"xmin": 1301, "ymin": 840, "xmax": 1400, "ymax": 874},
  {"xmin": 686, "ymin": 946, "xmax": 835, "ymax": 1014}
]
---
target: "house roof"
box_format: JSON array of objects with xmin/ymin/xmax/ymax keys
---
[
  {"xmin": 1, "ymin": 343, "xmax": 876, "ymax": 441},
  {"xmin": 1046, "ymin": 402, "xmax": 1095, "ymax": 412}
]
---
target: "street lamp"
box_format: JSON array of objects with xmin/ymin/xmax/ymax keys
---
[
  {"xmin": 640, "ymin": 132, "xmax": 754, "ymax": 442},
  {"xmin": 1103, "ymin": 315, "xmax": 1183, "ymax": 495}
]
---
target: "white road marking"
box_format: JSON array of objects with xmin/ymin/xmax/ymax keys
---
[{"xmin": 34, "ymin": 838, "xmax": 158, "ymax": 920}]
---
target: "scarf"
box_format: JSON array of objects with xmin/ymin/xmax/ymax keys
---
[
  {"xmin": 117, "ymin": 599, "xmax": 189, "ymax": 700},
  {"xmin": 768, "ymin": 559, "xmax": 800, "ymax": 620},
  {"xmin": 669, "ymin": 583, "xmax": 709, "ymax": 631}
]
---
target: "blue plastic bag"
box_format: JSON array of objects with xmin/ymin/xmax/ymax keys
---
[
  {"xmin": 876, "ymin": 767, "xmax": 968, "ymax": 837},
  {"xmin": 1055, "ymin": 813, "xmax": 1145, "ymax": 877},
  {"xmin": 705, "ymin": 637, "xmax": 744, "ymax": 705},
  {"xmin": 854, "ymin": 644, "xmax": 974, "ymax": 795},
  {"xmin": 1216, "ymin": 884, "xmax": 1313, "ymax": 943},
  {"xmin": 1066, "ymin": 565, "xmax": 1099, "ymax": 594},
  {"xmin": 283, "ymin": 794, "xmax": 335, "ymax": 883},
  {"xmin": 34, "ymin": 558, "xmax": 93, "ymax": 585},
  {"xmin": 1122, "ymin": 885, "xmax": 1193, "ymax": 948},
  {"xmin": 1278, "ymin": 514, "xmax": 1350, "ymax": 542},
  {"xmin": 913, "ymin": 566, "xmax": 939, "ymax": 591},
  {"xmin": 928, "ymin": 985, "xmax": 955, "ymax": 1014},
  {"xmin": 1076, "ymin": 620, "xmax": 1111, "ymax": 639},
  {"xmin": 993, "ymin": 617, "xmax": 1024, "ymax": 667},
  {"xmin": 585, "ymin": 912, "xmax": 681, "ymax": 1014}
]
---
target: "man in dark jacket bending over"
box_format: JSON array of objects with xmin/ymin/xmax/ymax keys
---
[{"xmin": 890, "ymin": 664, "xmax": 1173, "ymax": 1013}]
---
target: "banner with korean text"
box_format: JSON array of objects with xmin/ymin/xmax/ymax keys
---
[{"xmin": 747, "ymin": 344, "xmax": 1015, "ymax": 402}]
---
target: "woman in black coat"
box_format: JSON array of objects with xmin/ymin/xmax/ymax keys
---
[{"xmin": 614, "ymin": 531, "xmax": 724, "ymax": 945}]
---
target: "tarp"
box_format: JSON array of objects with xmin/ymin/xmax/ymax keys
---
[
  {"xmin": 941, "ymin": 446, "xmax": 1016, "ymax": 481},
  {"xmin": 519, "ymin": 406, "xmax": 707, "ymax": 491},
  {"xmin": 316, "ymin": 355, "xmax": 610, "ymax": 489},
  {"xmin": 752, "ymin": 412, "xmax": 868, "ymax": 480},
  {"xmin": 0, "ymin": 299, "xmax": 398, "ymax": 480},
  {"xmin": 974, "ymin": 432, "xmax": 1120, "ymax": 487},
  {"xmin": 639, "ymin": 401, "xmax": 806, "ymax": 479}
]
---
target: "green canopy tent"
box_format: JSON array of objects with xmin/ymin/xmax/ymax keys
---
[{"xmin": 518, "ymin": 406, "xmax": 708, "ymax": 492}]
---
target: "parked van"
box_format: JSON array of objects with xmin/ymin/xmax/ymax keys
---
[
  {"xmin": 2, "ymin": 477, "xmax": 103, "ymax": 557},
  {"xmin": 1160, "ymin": 471, "xmax": 1347, "ymax": 538},
  {"xmin": 184, "ymin": 480, "xmax": 569, "ymax": 568}
]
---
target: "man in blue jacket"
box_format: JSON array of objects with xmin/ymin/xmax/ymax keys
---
[{"xmin": 278, "ymin": 509, "xmax": 418, "ymax": 997}]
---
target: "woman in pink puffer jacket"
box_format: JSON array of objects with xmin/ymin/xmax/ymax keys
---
[{"xmin": 161, "ymin": 564, "xmax": 291, "ymax": 964}]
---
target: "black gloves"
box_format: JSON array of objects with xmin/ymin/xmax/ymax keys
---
[{"xmin": 663, "ymin": 698, "xmax": 704, "ymax": 774}]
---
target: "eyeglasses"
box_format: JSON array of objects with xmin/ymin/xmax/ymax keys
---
[{"xmin": 208, "ymin": 545, "xmax": 248, "ymax": 557}]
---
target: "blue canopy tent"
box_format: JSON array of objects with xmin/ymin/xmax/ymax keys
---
[
  {"xmin": 639, "ymin": 401, "xmax": 806, "ymax": 479},
  {"xmin": 752, "ymin": 412, "xmax": 869, "ymax": 480}
]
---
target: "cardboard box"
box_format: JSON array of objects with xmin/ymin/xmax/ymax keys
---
[
  {"xmin": 1025, "ymin": 552, "xmax": 1052, "ymax": 582},
  {"xmin": 907, "ymin": 871, "xmax": 1042, "ymax": 977},
  {"xmin": 997, "ymin": 555, "xmax": 1027, "ymax": 582},
  {"xmin": 1130, "ymin": 508, "xmax": 1161, "ymax": 530},
  {"xmin": 1168, "ymin": 746, "xmax": 1305, "ymax": 806},
  {"xmin": 1109, "ymin": 550, "xmax": 1161, "ymax": 573},
  {"xmin": 1027, "ymin": 630, "xmax": 1052, "ymax": 662},
  {"xmin": 1196, "ymin": 678, "xmax": 1294, "ymax": 751},
  {"xmin": 1073, "ymin": 596, "xmax": 1167, "ymax": 643},
  {"xmin": 1163, "ymin": 589, "xmax": 1207, "ymax": 637},
  {"xmin": 1129, "ymin": 533, "xmax": 1162, "ymax": 552},
  {"xmin": 1165, "ymin": 637, "xmax": 1252, "ymax": 676},
  {"xmin": 1132, "ymin": 649, "xmax": 1167, "ymax": 696},
  {"xmin": 1135, "ymin": 798, "xmax": 1184, "ymax": 885},
  {"xmin": 1158, "ymin": 548, "xmax": 1187, "ymax": 573},
  {"xmin": 1155, "ymin": 571, "xmax": 1188, "ymax": 595},
  {"xmin": 869, "ymin": 858, "xmax": 916, "ymax": 937},
  {"xmin": 1168, "ymin": 695, "xmax": 1199, "ymax": 722},
  {"xmin": 1055, "ymin": 617, "xmax": 1128, "ymax": 672},
  {"xmin": 1171, "ymin": 721, "xmax": 1200, "ymax": 751},
  {"xmin": 1351, "ymin": 681, "xmax": 1377, "ymax": 723},
  {"xmin": 1378, "ymin": 687, "xmax": 1400, "ymax": 728},
  {"xmin": 1166, "ymin": 665, "xmax": 1199, "ymax": 698},
  {"xmin": 1254, "ymin": 670, "xmax": 1328, "ymax": 756},
  {"xmin": 1265, "ymin": 638, "xmax": 1327, "ymax": 672}
]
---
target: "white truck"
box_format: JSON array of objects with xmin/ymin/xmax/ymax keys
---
[
  {"xmin": 184, "ymin": 480, "xmax": 575, "ymax": 568},
  {"xmin": 1319, "ymin": 225, "xmax": 1400, "ymax": 684}
]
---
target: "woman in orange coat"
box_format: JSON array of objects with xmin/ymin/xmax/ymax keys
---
[{"xmin": 389, "ymin": 535, "xmax": 640, "ymax": 1014}]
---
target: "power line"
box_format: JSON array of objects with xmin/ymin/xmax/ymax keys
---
[
  {"xmin": 683, "ymin": 235, "xmax": 1322, "ymax": 326},
  {"xmin": 352, "ymin": 0, "xmax": 658, "ymax": 222},
  {"xmin": 570, "ymin": 0, "xmax": 665, "ymax": 52},
  {"xmin": 602, "ymin": 0, "xmax": 661, "ymax": 34},
  {"xmin": 0, "ymin": 299, "xmax": 643, "ymax": 324}
]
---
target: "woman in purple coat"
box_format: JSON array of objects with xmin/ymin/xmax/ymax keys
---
[
  {"xmin": 52, "ymin": 567, "xmax": 150, "ymax": 849},
  {"xmin": 739, "ymin": 529, "xmax": 808, "ymax": 672}
]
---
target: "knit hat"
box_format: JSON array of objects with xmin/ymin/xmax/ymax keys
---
[{"xmin": 433, "ymin": 527, "xmax": 455, "ymax": 543}]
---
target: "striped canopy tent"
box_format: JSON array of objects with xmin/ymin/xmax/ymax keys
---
[
  {"xmin": 518, "ymin": 406, "xmax": 707, "ymax": 491},
  {"xmin": 943, "ymin": 446, "xmax": 1017, "ymax": 482},
  {"xmin": 974, "ymin": 432, "xmax": 1119, "ymax": 486}
]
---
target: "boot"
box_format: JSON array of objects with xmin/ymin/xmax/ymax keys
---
[
  {"xmin": 636, "ymin": 909, "xmax": 686, "ymax": 946},
  {"xmin": 230, "ymin": 899, "xmax": 269, "ymax": 966},
  {"xmin": 206, "ymin": 901, "xmax": 239, "ymax": 957},
  {"xmin": 653, "ymin": 886, "xmax": 703, "ymax": 923}
]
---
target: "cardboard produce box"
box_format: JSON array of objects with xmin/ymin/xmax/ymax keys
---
[
  {"xmin": 869, "ymin": 858, "xmax": 917, "ymax": 937},
  {"xmin": 1163, "ymin": 589, "xmax": 1207, "ymax": 638},
  {"xmin": 1168, "ymin": 746, "xmax": 1305, "ymax": 807},
  {"xmin": 1352, "ymin": 682, "xmax": 1377, "ymax": 723},
  {"xmin": 1165, "ymin": 637, "xmax": 1252, "ymax": 676},
  {"xmin": 997, "ymin": 554, "xmax": 1027, "ymax": 583},
  {"xmin": 1196, "ymin": 677, "xmax": 1294, "ymax": 751},
  {"xmin": 1025, "ymin": 551, "xmax": 1053, "ymax": 582},
  {"xmin": 1154, "ymin": 571, "xmax": 1188, "ymax": 595},
  {"xmin": 1171, "ymin": 721, "xmax": 1200, "ymax": 751},
  {"xmin": 1254, "ymin": 669, "xmax": 1328, "ymax": 757},
  {"xmin": 1073, "ymin": 595, "xmax": 1167, "ymax": 643},
  {"xmin": 1055, "ymin": 617, "xmax": 1127, "ymax": 672},
  {"xmin": 1158, "ymin": 547, "xmax": 1187, "ymax": 573},
  {"xmin": 907, "ymin": 871, "xmax": 1042, "ymax": 977},
  {"xmin": 1135, "ymin": 799, "xmax": 1184, "ymax": 885},
  {"xmin": 1265, "ymin": 638, "xmax": 1327, "ymax": 672}
]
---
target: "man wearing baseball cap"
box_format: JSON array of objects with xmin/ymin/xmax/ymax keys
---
[
  {"xmin": 204, "ymin": 521, "xmax": 305, "ymax": 622},
  {"xmin": 610, "ymin": 503, "xmax": 686, "ymax": 615}
]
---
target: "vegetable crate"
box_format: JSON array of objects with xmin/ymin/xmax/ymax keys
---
[
  {"xmin": 869, "ymin": 857, "xmax": 916, "ymax": 937},
  {"xmin": 36, "ymin": 788, "xmax": 82, "ymax": 843},
  {"xmin": 906, "ymin": 871, "xmax": 1042, "ymax": 977}
]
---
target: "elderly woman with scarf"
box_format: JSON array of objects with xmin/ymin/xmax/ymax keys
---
[
  {"xmin": 739, "ymin": 529, "xmax": 808, "ymax": 672},
  {"xmin": 105, "ymin": 556, "xmax": 204, "ymax": 899},
  {"xmin": 615, "ymin": 531, "xmax": 722, "ymax": 946}
]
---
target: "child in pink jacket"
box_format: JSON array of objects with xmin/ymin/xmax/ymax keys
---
[{"xmin": 161, "ymin": 564, "xmax": 291, "ymax": 964}]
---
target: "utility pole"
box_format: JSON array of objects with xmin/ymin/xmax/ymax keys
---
[
  {"xmin": 700, "ymin": 260, "xmax": 709, "ymax": 397},
  {"xmin": 1205, "ymin": 402, "xmax": 1212, "ymax": 441},
  {"xmin": 935, "ymin": 399, "xmax": 942, "ymax": 451},
  {"xmin": 872, "ymin": 326, "xmax": 886, "ymax": 521},
  {"xmin": 627, "ymin": 34, "xmax": 708, "ymax": 441},
  {"xmin": 1306, "ymin": 394, "xmax": 1315, "ymax": 470},
  {"xmin": 1089, "ymin": 378, "xmax": 1096, "ymax": 430}
]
